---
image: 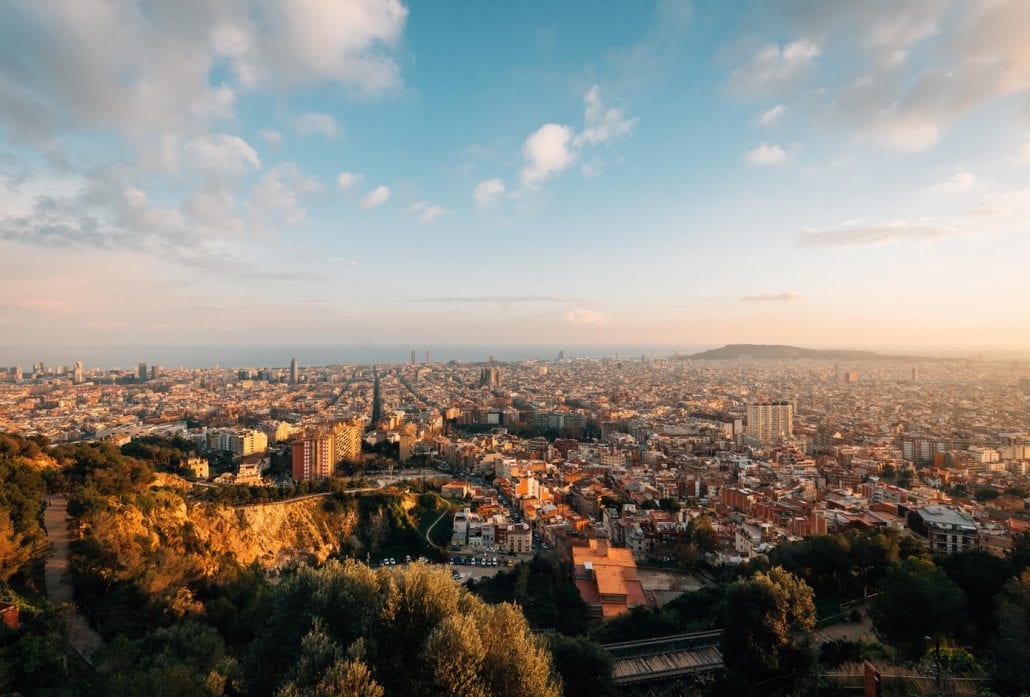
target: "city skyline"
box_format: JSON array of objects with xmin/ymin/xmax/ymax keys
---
[{"xmin": 2, "ymin": 1, "xmax": 1030, "ymax": 350}]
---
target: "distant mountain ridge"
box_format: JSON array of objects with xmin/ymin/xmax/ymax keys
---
[{"xmin": 682, "ymin": 344, "xmax": 924, "ymax": 361}]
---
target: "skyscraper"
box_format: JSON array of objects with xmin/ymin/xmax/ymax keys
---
[
  {"xmin": 73, "ymin": 361, "xmax": 83, "ymax": 384},
  {"xmin": 290, "ymin": 357, "xmax": 299, "ymax": 384},
  {"xmin": 150, "ymin": 365, "xmax": 160, "ymax": 380},
  {"xmin": 746, "ymin": 401, "xmax": 794, "ymax": 443},
  {"xmin": 424, "ymin": 350, "xmax": 431, "ymax": 365},
  {"xmin": 138, "ymin": 362, "xmax": 147, "ymax": 382},
  {"xmin": 410, "ymin": 350, "xmax": 417, "ymax": 365}
]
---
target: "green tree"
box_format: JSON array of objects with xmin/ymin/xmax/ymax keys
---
[
  {"xmin": 548, "ymin": 634, "xmax": 614, "ymax": 697},
  {"xmin": 689, "ymin": 515, "xmax": 718, "ymax": 558},
  {"xmin": 937, "ymin": 549, "xmax": 1013, "ymax": 641},
  {"xmin": 869, "ymin": 558, "xmax": 966, "ymax": 656},
  {"xmin": 0, "ymin": 457, "xmax": 46, "ymax": 581},
  {"xmin": 245, "ymin": 561, "xmax": 560, "ymax": 697},
  {"xmin": 720, "ymin": 567, "xmax": 817, "ymax": 693},
  {"xmin": 992, "ymin": 571, "xmax": 1030, "ymax": 695}
]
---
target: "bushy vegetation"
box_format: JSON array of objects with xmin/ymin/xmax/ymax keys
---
[
  {"xmin": 4, "ymin": 431, "xmax": 1030, "ymax": 696},
  {"xmin": 0, "ymin": 456, "xmax": 47, "ymax": 582}
]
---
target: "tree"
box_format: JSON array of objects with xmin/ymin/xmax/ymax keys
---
[
  {"xmin": 992, "ymin": 571, "xmax": 1030, "ymax": 695},
  {"xmin": 869, "ymin": 558, "xmax": 966, "ymax": 656},
  {"xmin": 245, "ymin": 561, "xmax": 561, "ymax": 697},
  {"xmin": 0, "ymin": 457, "xmax": 46, "ymax": 581},
  {"xmin": 548, "ymin": 635, "xmax": 614, "ymax": 697},
  {"xmin": 720, "ymin": 567, "xmax": 816, "ymax": 693},
  {"xmin": 689, "ymin": 515, "xmax": 718, "ymax": 558},
  {"xmin": 937, "ymin": 549, "xmax": 1013, "ymax": 641}
]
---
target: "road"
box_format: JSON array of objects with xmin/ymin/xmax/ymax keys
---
[{"xmin": 43, "ymin": 494, "xmax": 104, "ymax": 665}]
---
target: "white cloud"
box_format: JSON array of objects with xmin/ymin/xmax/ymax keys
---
[
  {"xmin": 409, "ymin": 200, "xmax": 446, "ymax": 223},
  {"xmin": 758, "ymin": 104, "xmax": 785, "ymax": 126},
  {"xmin": 565, "ymin": 307, "xmax": 608, "ymax": 327},
  {"xmin": 742, "ymin": 291, "xmax": 803, "ymax": 303},
  {"xmin": 253, "ymin": 162, "xmax": 321, "ymax": 224},
  {"xmin": 574, "ymin": 85, "xmax": 638, "ymax": 146},
  {"xmin": 927, "ymin": 170, "xmax": 976, "ymax": 195},
  {"xmin": 798, "ymin": 222, "xmax": 956, "ymax": 248},
  {"xmin": 259, "ymin": 129, "xmax": 283, "ymax": 146},
  {"xmin": 185, "ymin": 134, "xmax": 261, "ymax": 175},
  {"xmin": 520, "ymin": 124, "xmax": 575, "ymax": 189},
  {"xmin": 473, "ymin": 178, "xmax": 506, "ymax": 206},
  {"xmin": 745, "ymin": 143, "xmax": 787, "ymax": 165},
  {"xmin": 728, "ymin": 39, "xmax": 820, "ymax": 94},
  {"xmin": 295, "ymin": 112, "xmax": 338, "ymax": 138},
  {"xmin": 217, "ymin": 0, "xmax": 409, "ymax": 95},
  {"xmin": 419, "ymin": 204, "xmax": 446, "ymax": 224},
  {"xmin": 336, "ymin": 171, "xmax": 363, "ymax": 190},
  {"xmin": 362, "ymin": 185, "xmax": 390, "ymax": 209}
]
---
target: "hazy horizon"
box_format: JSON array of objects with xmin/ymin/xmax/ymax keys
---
[{"xmin": 3, "ymin": 341, "xmax": 1029, "ymax": 372}]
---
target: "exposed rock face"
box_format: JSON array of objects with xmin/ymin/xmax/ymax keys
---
[
  {"xmin": 81, "ymin": 492, "xmax": 358, "ymax": 579},
  {"xmin": 187, "ymin": 498, "xmax": 358, "ymax": 569}
]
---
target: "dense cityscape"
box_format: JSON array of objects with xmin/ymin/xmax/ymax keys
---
[
  {"xmin": 2, "ymin": 347, "xmax": 1030, "ymax": 694},
  {"xmin": 4, "ymin": 0, "xmax": 1030, "ymax": 695}
]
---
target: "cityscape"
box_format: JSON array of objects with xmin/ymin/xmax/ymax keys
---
[{"xmin": 2, "ymin": 1, "xmax": 1030, "ymax": 697}]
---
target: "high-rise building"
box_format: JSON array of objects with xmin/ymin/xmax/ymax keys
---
[
  {"xmin": 410, "ymin": 350, "xmax": 417, "ymax": 364},
  {"xmin": 424, "ymin": 350, "xmax": 431, "ymax": 365},
  {"xmin": 746, "ymin": 402, "xmax": 794, "ymax": 443},
  {"xmin": 290, "ymin": 357, "xmax": 299, "ymax": 384},
  {"xmin": 73, "ymin": 361, "xmax": 83, "ymax": 384},
  {"xmin": 291, "ymin": 433, "xmax": 334, "ymax": 481},
  {"xmin": 12, "ymin": 366, "xmax": 22, "ymax": 382},
  {"xmin": 912, "ymin": 367, "xmax": 919, "ymax": 382},
  {"xmin": 138, "ymin": 362, "xmax": 148, "ymax": 382},
  {"xmin": 150, "ymin": 365, "xmax": 159, "ymax": 380},
  {"xmin": 329, "ymin": 419, "xmax": 364, "ymax": 463},
  {"xmin": 399, "ymin": 423, "xmax": 418, "ymax": 461}
]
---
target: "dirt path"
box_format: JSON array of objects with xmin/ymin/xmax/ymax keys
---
[
  {"xmin": 424, "ymin": 508, "xmax": 449, "ymax": 547},
  {"xmin": 43, "ymin": 494, "xmax": 104, "ymax": 665}
]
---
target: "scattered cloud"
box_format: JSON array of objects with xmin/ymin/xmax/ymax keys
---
[
  {"xmin": 252, "ymin": 162, "xmax": 321, "ymax": 224},
  {"xmin": 415, "ymin": 295, "xmax": 588, "ymax": 304},
  {"xmin": 521, "ymin": 124, "xmax": 575, "ymax": 189},
  {"xmin": 745, "ymin": 143, "xmax": 787, "ymax": 165},
  {"xmin": 758, "ymin": 104, "xmax": 785, "ymax": 126},
  {"xmin": 519, "ymin": 86, "xmax": 637, "ymax": 192},
  {"xmin": 1020, "ymin": 137, "xmax": 1030, "ymax": 166},
  {"xmin": 926, "ymin": 170, "xmax": 976, "ymax": 195},
  {"xmin": 185, "ymin": 134, "xmax": 261, "ymax": 175},
  {"xmin": 797, "ymin": 223, "xmax": 956, "ymax": 248},
  {"xmin": 362, "ymin": 185, "xmax": 390, "ymax": 209},
  {"xmin": 741, "ymin": 291, "xmax": 803, "ymax": 303},
  {"xmin": 295, "ymin": 112, "xmax": 338, "ymax": 138},
  {"xmin": 410, "ymin": 201, "xmax": 447, "ymax": 224},
  {"xmin": 259, "ymin": 129, "xmax": 283, "ymax": 146},
  {"xmin": 728, "ymin": 39, "xmax": 820, "ymax": 95},
  {"xmin": 336, "ymin": 171, "xmax": 363, "ymax": 190},
  {"xmin": 565, "ymin": 307, "xmax": 608, "ymax": 327},
  {"xmin": 473, "ymin": 178, "xmax": 506, "ymax": 206},
  {"xmin": 574, "ymin": 85, "xmax": 639, "ymax": 146}
]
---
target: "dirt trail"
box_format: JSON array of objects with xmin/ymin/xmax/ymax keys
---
[{"xmin": 43, "ymin": 494, "xmax": 104, "ymax": 665}]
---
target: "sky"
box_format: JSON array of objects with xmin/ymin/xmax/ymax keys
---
[{"xmin": 1, "ymin": 0, "xmax": 1029, "ymax": 359}]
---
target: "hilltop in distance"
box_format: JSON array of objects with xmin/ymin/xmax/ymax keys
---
[{"xmin": 684, "ymin": 344, "xmax": 922, "ymax": 361}]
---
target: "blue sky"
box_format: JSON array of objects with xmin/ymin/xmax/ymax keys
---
[{"xmin": 1, "ymin": 0, "xmax": 1029, "ymax": 354}]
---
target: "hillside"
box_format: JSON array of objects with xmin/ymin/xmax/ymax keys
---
[{"xmin": 685, "ymin": 344, "xmax": 895, "ymax": 361}]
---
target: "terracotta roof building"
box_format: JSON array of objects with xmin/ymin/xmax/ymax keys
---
[{"xmin": 572, "ymin": 539, "xmax": 649, "ymax": 618}]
